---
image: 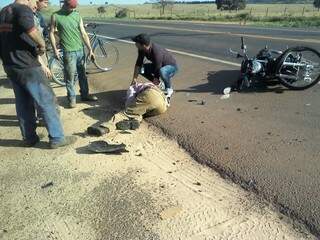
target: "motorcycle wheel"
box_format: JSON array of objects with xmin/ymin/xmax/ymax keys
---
[{"xmin": 276, "ymin": 46, "xmax": 320, "ymax": 90}]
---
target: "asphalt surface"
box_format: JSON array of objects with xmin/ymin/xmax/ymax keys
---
[
  {"xmin": 89, "ymin": 19, "xmax": 320, "ymax": 65},
  {"xmin": 86, "ymin": 20, "xmax": 320, "ymax": 236}
]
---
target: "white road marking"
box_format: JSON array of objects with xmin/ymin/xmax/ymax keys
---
[{"xmin": 97, "ymin": 34, "xmax": 241, "ymax": 67}]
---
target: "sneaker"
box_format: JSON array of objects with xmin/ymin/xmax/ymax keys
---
[
  {"xmin": 50, "ymin": 136, "xmax": 77, "ymax": 149},
  {"xmin": 166, "ymin": 88, "xmax": 174, "ymax": 98},
  {"xmin": 116, "ymin": 119, "xmax": 140, "ymax": 130},
  {"xmin": 81, "ymin": 95, "xmax": 98, "ymax": 102},
  {"xmin": 23, "ymin": 135, "xmax": 40, "ymax": 147},
  {"xmin": 69, "ymin": 98, "xmax": 76, "ymax": 108},
  {"xmin": 165, "ymin": 96, "xmax": 171, "ymax": 107}
]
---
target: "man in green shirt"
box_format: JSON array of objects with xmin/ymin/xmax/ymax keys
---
[{"xmin": 49, "ymin": 0, "xmax": 97, "ymax": 108}]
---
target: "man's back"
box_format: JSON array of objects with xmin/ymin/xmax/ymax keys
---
[
  {"xmin": 53, "ymin": 8, "xmax": 83, "ymax": 52},
  {"xmin": 0, "ymin": 3, "xmax": 39, "ymax": 69}
]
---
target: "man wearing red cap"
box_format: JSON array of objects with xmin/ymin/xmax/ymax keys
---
[{"xmin": 49, "ymin": 0, "xmax": 98, "ymax": 108}]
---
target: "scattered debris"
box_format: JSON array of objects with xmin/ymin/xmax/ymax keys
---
[
  {"xmin": 136, "ymin": 152, "xmax": 143, "ymax": 157},
  {"xmin": 41, "ymin": 181, "xmax": 53, "ymax": 189},
  {"xmin": 200, "ymin": 100, "xmax": 206, "ymax": 105},
  {"xmin": 224, "ymin": 147, "xmax": 229, "ymax": 150},
  {"xmin": 237, "ymin": 108, "xmax": 241, "ymax": 112},
  {"xmin": 87, "ymin": 125, "xmax": 109, "ymax": 136},
  {"xmin": 119, "ymin": 130, "xmax": 131, "ymax": 134},
  {"xmin": 167, "ymin": 171, "xmax": 173, "ymax": 174},
  {"xmin": 88, "ymin": 141, "xmax": 127, "ymax": 154},
  {"xmin": 223, "ymin": 87, "xmax": 231, "ymax": 95},
  {"xmin": 220, "ymin": 94, "xmax": 230, "ymax": 100},
  {"xmin": 160, "ymin": 184, "xmax": 165, "ymax": 189},
  {"xmin": 188, "ymin": 99, "xmax": 197, "ymax": 102},
  {"xmin": 305, "ymin": 103, "xmax": 311, "ymax": 106},
  {"xmin": 194, "ymin": 182, "xmax": 201, "ymax": 186},
  {"xmin": 254, "ymin": 107, "xmax": 259, "ymax": 110}
]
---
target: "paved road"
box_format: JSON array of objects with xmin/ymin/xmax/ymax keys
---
[
  {"xmin": 89, "ymin": 19, "xmax": 320, "ymax": 64},
  {"xmin": 87, "ymin": 20, "xmax": 320, "ymax": 236}
]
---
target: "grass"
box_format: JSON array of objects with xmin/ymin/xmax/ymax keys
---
[{"xmin": 42, "ymin": 4, "xmax": 320, "ymax": 28}]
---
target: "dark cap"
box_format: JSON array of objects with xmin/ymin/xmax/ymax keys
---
[{"xmin": 131, "ymin": 33, "xmax": 150, "ymax": 46}]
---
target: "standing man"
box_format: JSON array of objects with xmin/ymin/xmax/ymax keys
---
[
  {"xmin": 0, "ymin": 0, "xmax": 76, "ymax": 148},
  {"xmin": 50, "ymin": 0, "xmax": 98, "ymax": 108},
  {"xmin": 131, "ymin": 33, "xmax": 178, "ymax": 105}
]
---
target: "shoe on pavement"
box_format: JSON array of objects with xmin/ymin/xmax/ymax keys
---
[
  {"xmin": 50, "ymin": 136, "xmax": 77, "ymax": 149},
  {"xmin": 23, "ymin": 135, "xmax": 40, "ymax": 147},
  {"xmin": 81, "ymin": 95, "xmax": 98, "ymax": 102},
  {"xmin": 116, "ymin": 119, "xmax": 140, "ymax": 130}
]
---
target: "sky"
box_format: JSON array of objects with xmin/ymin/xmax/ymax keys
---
[{"xmin": 0, "ymin": 0, "xmax": 149, "ymax": 7}]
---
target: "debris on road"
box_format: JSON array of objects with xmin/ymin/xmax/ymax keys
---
[
  {"xmin": 41, "ymin": 181, "xmax": 54, "ymax": 189},
  {"xmin": 88, "ymin": 141, "xmax": 127, "ymax": 154},
  {"xmin": 87, "ymin": 125, "xmax": 110, "ymax": 136}
]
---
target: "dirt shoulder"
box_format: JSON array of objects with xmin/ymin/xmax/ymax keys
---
[{"xmin": 0, "ymin": 62, "xmax": 316, "ymax": 239}]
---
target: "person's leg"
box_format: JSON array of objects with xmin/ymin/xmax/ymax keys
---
[
  {"xmin": 125, "ymin": 90, "xmax": 151, "ymax": 122},
  {"xmin": 140, "ymin": 63, "xmax": 155, "ymax": 82},
  {"xmin": 159, "ymin": 65, "xmax": 178, "ymax": 97},
  {"xmin": 76, "ymin": 49, "xmax": 89, "ymax": 98},
  {"xmin": 76, "ymin": 49, "xmax": 98, "ymax": 101},
  {"xmin": 23, "ymin": 67, "xmax": 65, "ymax": 145},
  {"xmin": 63, "ymin": 51, "xmax": 77, "ymax": 106},
  {"xmin": 5, "ymin": 67, "xmax": 38, "ymax": 144},
  {"xmin": 142, "ymin": 88, "xmax": 167, "ymax": 117}
]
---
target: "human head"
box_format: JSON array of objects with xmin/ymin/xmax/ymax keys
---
[
  {"xmin": 64, "ymin": 0, "xmax": 78, "ymax": 11},
  {"xmin": 28, "ymin": 0, "xmax": 38, "ymax": 12},
  {"xmin": 36, "ymin": 0, "xmax": 49, "ymax": 11},
  {"xmin": 132, "ymin": 33, "xmax": 151, "ymax": 52}
]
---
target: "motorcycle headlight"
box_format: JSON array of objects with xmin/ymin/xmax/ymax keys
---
[{"xmin": 251, "ymin": 61, "xmax": 262, "ymax": 74}]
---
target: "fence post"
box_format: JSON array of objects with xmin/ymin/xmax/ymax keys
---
[
  {"xmin": 265, "ymin": 8, "xmax": 268, "ymax": 17},
  {"xmin": 249, "ymin": 8, "xmax": 253, "ymax": 16},
  {"xmin": 302, "ymin": 7, "xmax": 305, "ymax": 16},
  {"xmin": 283, "ymin": 7, "xmax": 287, "ymax": 16}
]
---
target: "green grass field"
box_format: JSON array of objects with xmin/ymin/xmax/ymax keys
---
[{"xmin": 43, "ymin": 3, "xmax": 320, "ymax": 28}]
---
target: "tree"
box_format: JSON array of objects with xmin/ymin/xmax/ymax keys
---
[
  {"xmin": 151, "ymin": 0, "xmax": 174, "ymax": 15},
  {"xmin": 314, "ymin": 0, "xmax": 320, "ymax": 10},
  {"xmin": 97, "ymin": 6, "xmax": 106, "ymax": 14},
  {"xmin": 216, "ymin": 0, "xmax": 246, "ymax": 11}
]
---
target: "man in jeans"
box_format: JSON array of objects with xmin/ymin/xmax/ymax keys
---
[
  {"xmin": 131, "ymin": 33, "xmax": 178, "ymax": 105},
  {"xmin": 49, "ymin": 0, "xmax": 98, "ymax": 108},
  {"xmin": 0, "ymin": 0, "xmax": 76, "ymax": 148}
]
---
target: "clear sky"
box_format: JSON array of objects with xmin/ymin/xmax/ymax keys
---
[{"xmin": 0, "ymin": 0, "xmax": 147, "ymax": 7}]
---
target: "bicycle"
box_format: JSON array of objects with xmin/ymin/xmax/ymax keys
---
[{"xmin": 48, "ymin": 23, "xmax": 119, "ymax": 86}]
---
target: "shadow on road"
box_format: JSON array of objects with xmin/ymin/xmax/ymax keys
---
[
  {"xmin": 176, "ymin": 70, "xmax": 289, "ymax": 95},
  {"xmin": 0, "ymin": 114, "xmax": 19, "ymax": 127}
]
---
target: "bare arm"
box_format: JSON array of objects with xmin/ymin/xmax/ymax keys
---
[
  {"xmin": 27, "ymin": 28, "xmax": 45, "ymax": 55},
  {"xmin": 132, "ymin": 65, "xmax": 141, "ymax": 85},
  {"xmin": 49, "ymin": 14, "xmax": 59, "ymax": 58},
  {"xmin": 79, "ymin": 18, "xmax": 93, "ymax": 56}
]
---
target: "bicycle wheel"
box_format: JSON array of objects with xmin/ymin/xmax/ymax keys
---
[
  {"xmin": 276, "ymin": 46, "xmax": 320, "ymax": 90},
  {"xmin": 49, "ymin": 57, "xmax": 66, "ymax": 86},
  {"xmin": 93, "ymin": 39, "xmax": 119, "ymax": 71}
]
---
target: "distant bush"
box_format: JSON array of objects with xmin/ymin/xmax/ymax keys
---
[
  {"xmin": 216, "ymin": 0, "xmax": 246, "ymax": 10},
  {"xmin": 97, "ymin": 6, "xmax": 106, "ymax": 14},
  {"xmin": 115, "ymin": 8, "xmax": 129, "ymax": 18}
]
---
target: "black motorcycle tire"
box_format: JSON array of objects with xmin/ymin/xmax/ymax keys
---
[{"xmin": 276, "ymin": 46, "xmax": 320, "ymax": 90}]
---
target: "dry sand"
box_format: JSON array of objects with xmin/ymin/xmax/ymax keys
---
[{"xmin": 0, "ymin": 68, "xmax": 316, "ymax": 239}]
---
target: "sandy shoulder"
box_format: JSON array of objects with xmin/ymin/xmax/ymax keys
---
[{"xmin": 0, "ymin": 72, "xmax": 315, "ymax": 239}]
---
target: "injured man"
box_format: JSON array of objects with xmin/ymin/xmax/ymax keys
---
[{"xmin": 88, "ymin": 81, "xmax": 168, "ymax": 135}]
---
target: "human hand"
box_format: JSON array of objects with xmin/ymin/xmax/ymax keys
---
[{"xmin": 42, "ymin": 66, "xmax": 52, "ymax": 79}]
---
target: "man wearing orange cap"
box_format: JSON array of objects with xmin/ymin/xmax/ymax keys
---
[{"xmin": 49, "ymin": 0, "xmax": 98, "ymax": 108}]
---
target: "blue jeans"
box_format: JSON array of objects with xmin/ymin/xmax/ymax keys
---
[
  {"xmin": 4, "ymin": 66, "xmax": 64, "ymax": 144},
  {"xmin": 141, "ymin": 63, "xmax": 178, "ymax": 89},
  {"xmin": 63, "ymin": 49, "xmax": 89, "ymax": 101}
]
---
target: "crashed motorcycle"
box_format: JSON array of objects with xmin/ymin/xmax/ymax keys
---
[{"xmin": 229, "ymin": 37, "xmax": 320, "ymax": 91}]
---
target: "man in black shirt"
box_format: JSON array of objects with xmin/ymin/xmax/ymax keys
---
[
  {"xmin": 131, "ymin": 33, "xmax": 178, "ymax": 105},
  {"xmin": 0, "ymin": 0, "xmax": 76, "ymax": 148}
]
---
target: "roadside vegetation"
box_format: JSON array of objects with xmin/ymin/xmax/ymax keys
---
[{"xmin": 41, "ymin": 3, "xmax": 320, "ymax": 28}]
